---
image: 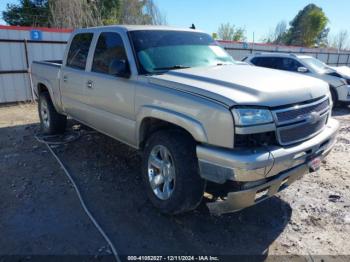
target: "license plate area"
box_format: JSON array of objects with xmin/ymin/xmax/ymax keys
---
[{"xmin": 308, "ymin": 156, "xmax": 322, "ymax": 172}]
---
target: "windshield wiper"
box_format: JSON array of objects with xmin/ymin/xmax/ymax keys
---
[{"xmin": 153, "ymin": 65, "xmax": 191, "ymax": 71}]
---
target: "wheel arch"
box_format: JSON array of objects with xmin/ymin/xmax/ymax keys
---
[
  {"xmin": 37, "ymin": 82, "xmax": 55, "ymax": 102},
  {"xmin": 36, "ymin": 81, "xmax": 64, "ymax": 114},
  {"xmin": 37, "ymin": 82, "xmax": 49, "ymax": 94},
  {"xmin": 136, "ymin": 106, "xmax": 208, "ymax": 149}
]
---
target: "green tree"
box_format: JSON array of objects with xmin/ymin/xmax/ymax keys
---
[
  {"xmin": 285, "ymin": 4, "xmax": 329, "ymax": 47},
  {"xmin": 217, "ymin": 23, "xmax": 245, "ymax": 41},
  {"xmin": 2, "ymin": 0, "xmax": 50, "ymax": 27}
]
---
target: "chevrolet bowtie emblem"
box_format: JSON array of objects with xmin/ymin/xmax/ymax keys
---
[{"xmin": 305, "ymin": 111, "xmax": 321, "ymax": 124}]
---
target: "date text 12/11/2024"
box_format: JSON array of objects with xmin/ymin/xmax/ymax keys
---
[{"xmin": 127, "ymin": 256, "xmax": 220, "ymax": 261}]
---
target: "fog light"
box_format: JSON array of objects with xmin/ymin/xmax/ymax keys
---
[
  {"xmin": 255, "ymin": 187, "xmax": 269, "ymax": 201},
  {"xmin": 280, "ymin": 177, "xmax": 289, "ymax": 189}
]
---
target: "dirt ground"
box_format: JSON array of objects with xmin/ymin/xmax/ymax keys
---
[{"xmin": 0, "ymin": 103, "xmax": 349, "ymax": 260}]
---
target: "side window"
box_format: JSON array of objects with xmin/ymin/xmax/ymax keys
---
[
  {"xmin": 272, "ymin": 57, "xmax": 284, "ymax": 70},
  {"xmin": 255, "ymin": 57, "xmax": 277, "ymax": 69},
  {"xmin": 250, "ymin": 57, "xmax": 261, "ymax": 66},
  {"xmin": 92, "ymin": 32, "xmax": 128, "ymax": 75},
  {"xmin": 66, "ymin": 33, "xmax": 93, "ymax": 70},
  {"xmin": 278, "ymin": 58, "xmax": 303, "ymax": 72}
]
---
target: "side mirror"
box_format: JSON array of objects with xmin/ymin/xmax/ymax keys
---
[
  {"xmin": 297, "ymin": 66, "xmax": 309, "ymax": 73},
  {"xmin": 109, "ymin": 59, "xmax": 130, "ymax": 78}
]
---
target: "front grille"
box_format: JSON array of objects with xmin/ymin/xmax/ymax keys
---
[
  {"xmin": 273, "ymin": 97, "xmax": 330, "ymax": 145},
  {"xmin": 275, "ymin": 98, "xmax": 329, "ymax": 124},
  {"xmin": 278, "ymin": 114, "xmax": 328, "ymax": 145}
]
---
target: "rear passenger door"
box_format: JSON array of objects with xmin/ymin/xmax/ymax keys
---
[
  {"xmin": 60, "ymin": 33, "xmax": 94, "ymax": 122},
  {"xmin": 84, "ymin": 31, "xmax": 136, "ymax": 146}
]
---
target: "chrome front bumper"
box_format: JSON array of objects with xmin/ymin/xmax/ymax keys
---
[
  {"xmin": 207, "ymin": 163, "xmax": 308, "ymax": 215},
  {"xmin": 196, "ymin": 118, "xmax": 339, "ymax": 215},
  {"xmin": 197, "ymin": 118, "xmax": 339, "ymax": 183}
]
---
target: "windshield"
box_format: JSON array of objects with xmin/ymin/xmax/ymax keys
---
[
  {"xmin": 130, "ymin": 30, "xmax": 235, "ymax": 74},
  {"xmin": 300, "ymin": 57, "xmax": 332, "ymax": 73}
]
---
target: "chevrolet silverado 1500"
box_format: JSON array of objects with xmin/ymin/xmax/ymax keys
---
[{"xmin": 31, "ymin": 26, "xmax": 339, "ymax": 215}]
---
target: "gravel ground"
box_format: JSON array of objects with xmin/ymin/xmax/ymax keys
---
[{"xmin": 0, "ymin": 103, "xmax": 349, "ymax": 259}]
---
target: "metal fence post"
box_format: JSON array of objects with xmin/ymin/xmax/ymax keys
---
[
  {"xmin": 327, "ymin": 53, "xmax": 330, "ymax": 64},
  {"xmin": 336, "ymin": 53, "xmax": 341, "ymax": 66},
  {"xmin": 24, "ymin": 39, "xmax": 35, "ymax": 102}
]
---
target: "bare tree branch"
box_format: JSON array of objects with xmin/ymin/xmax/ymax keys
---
[
  {"xmin": 217, "ymin": 23, "xmax": 246, "ymax": 41},
  {"xmin": 49, "ymin": 0, "xmax": 102, "ymax": 28},
  {"xmin": 329, "ymin": 30, "xmax": 349, "ymax": 50},
  {"xmin": 119, "ymin": 0, "xmax": 166, "ymax": 25},
  {"xmin": 49, "ymin": 0, "xmax": 166, "ymax": 28}
]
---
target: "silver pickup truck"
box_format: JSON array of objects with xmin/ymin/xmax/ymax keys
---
[{"xmin": 31, "ymin": 25, "xmax": 339, "ymax": 215}]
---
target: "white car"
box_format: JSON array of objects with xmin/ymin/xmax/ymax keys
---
[{"xmin": 244, "ymin": 53, "xmax": 350, "ymax": 106}]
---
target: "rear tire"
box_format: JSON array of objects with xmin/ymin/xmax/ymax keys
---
[
  {"xmin": 38, "ymin": 92, "xmax": 67, "ymax": 135},
  {"xmin": 142, "ymin": 130, "xmax": 206, "ymax": 215}
]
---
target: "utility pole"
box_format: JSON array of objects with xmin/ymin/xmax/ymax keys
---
[{"xmin": 252, "ymin": 32, "xmax": 255, "ymax": 52}]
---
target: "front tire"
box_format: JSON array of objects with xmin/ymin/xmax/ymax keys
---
[
  {"xmin": 142, "ymin": 130, "xmax": 206, "ymax": 215},
  {"xmin": 38, "ymin": 92, "xmax": 67, "ymax": 135}
]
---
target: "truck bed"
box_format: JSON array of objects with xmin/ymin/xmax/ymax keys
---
[{"xmin": 31, "ymin": 60, "xmax": 63, "ymax": 105}]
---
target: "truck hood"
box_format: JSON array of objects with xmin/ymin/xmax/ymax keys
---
[
  {"xmin": 148, "ymin": 64, "xmax": 329, "ymax": 107},
  {"xmin": 330, "ymin": 66, "xmax": 350, "ymax": 79}
]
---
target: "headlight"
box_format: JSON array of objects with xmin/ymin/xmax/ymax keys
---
[
  {"xmin": 232, "ymin": 108, "xmax": 273, "ymax": 126},
  {"xmin": 329, "ymin": 94, "xmax": 333, "ymax": 108}
]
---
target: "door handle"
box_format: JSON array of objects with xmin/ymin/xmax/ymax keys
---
[
  {"xmin": 63, "ymin": 75, "xmax": 68, "ymax": 82},
  {"xmin": 86, "ymin": 80, "xmax": 93, "ymax": 89}
]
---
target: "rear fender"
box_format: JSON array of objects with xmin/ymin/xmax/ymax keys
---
[{"xmin": 36, "ymin": 78, "xmax": 63, "ymax": 114}]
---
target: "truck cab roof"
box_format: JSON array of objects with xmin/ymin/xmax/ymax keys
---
[{"xmin": 78, "ymin": 24, "xmax": 203, "ymax": 33}]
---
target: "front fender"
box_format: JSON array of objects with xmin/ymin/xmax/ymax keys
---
[{"xmin": 136, "ymin": 105, "xmax": 208, "ymax": 146}]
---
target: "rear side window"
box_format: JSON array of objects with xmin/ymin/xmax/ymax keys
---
[
  {"xmin": 66, "ymin": 33, "xmax": 93, "ymax": 70},
  {"xmin": 250, "ymin": 57, "xmax": 262, "ymax": 65},
  {"xmin": 251, "ymin": 57, "xmax": 277, "ymax": 68},
  {"xmin": 92, "ymin": 32, "xmax": 128, "ymax": 75}
]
